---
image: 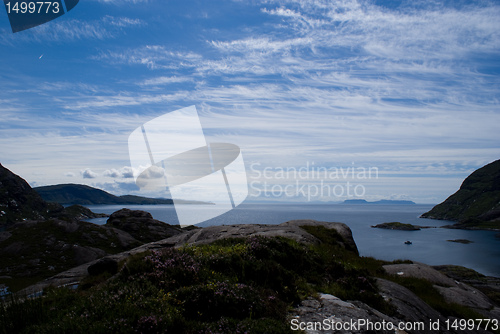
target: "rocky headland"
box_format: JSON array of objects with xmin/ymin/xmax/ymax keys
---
[{"xmin": 421, "ymin": 159, "xmax": 500, "ymax": 230}]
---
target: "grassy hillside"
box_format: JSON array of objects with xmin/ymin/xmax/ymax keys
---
[{"xmin": 421, "ymin": 159, "xmax": 500, "ymax": 229}]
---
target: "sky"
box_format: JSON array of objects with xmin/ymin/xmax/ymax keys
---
[{"xmin": 0, "ymin": 0, "xmax": 499, "ymax": 204}]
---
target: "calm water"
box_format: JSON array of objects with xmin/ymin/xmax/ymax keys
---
[{"xmin": 86, "ymin": 203, "xmax": 500, "ymax": 277}]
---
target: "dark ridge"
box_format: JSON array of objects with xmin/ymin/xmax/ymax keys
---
[
  {"xmin": 421, "ymin": 159, "xmax": 500, "ymax": 230},
  {"xmin": 34, "ymin": 184, "xmax": 173, "ymax": 205}
]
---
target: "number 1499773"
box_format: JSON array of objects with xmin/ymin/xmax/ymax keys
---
[{"xmin": 5, "ymin": 2, "xmax": 60, "ymax": 14}]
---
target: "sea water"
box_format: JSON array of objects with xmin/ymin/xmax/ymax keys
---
[{"xmin": 85, "ymin": 203, "xmax": 500, "ymax": 277}]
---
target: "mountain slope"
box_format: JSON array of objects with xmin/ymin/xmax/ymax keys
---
[
  {"xmin": 0, "ymin": 166, "xmax": 184, "ymax": 292},
  {"xmin": 0, "ymin": 163, "xmax": 61, "ymax": 228},
  {"xmin": 34, "ymin": 184, "xmax": 173, "ymax": 205},
  {"xmin": 421, "ymin": 159, "xmax": 500, "ymax": 229}
]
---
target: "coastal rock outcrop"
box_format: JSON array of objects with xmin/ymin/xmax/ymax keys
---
[
  {"xmin": 383, "ymin": 262, "xmax": 457, "ymax": 287},
  {"xmin": 376, "ymin": 278, "xmax": 447, "ymax": 330},
  {"xmin": 290, "ymin": 293, "xmax": 401, "ymax": 334},
  {"xmin": 161, "ymin": 219, "xmax": 354, "ymax": 248},
  {"xmin": 421, "ymin": 159, "xmax": 500, "ymax": 229},
  {"xmin": 20, "ymin": 220, "xmax": 357, "ymax": 294},
  {"xmin": 281, "ymin": 219, "xmax": 359, "ymax": 254},
  {"xmin": 383, "ymin": 263, "xmax": 500, "ymax": 320},
  {"xmin": 106, "ymin": 208, "xmax": 182, "ymax": 243},
  {"xmin": 291, "ymin": 276, "xmax": 495, "ymax": 334}
]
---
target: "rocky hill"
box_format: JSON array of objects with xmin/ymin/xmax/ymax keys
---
[
  {"xmin": 0, "ymin": 209, "xmax": 183, "ymax": 292},
  {"xmin": 8, "ymin": 220, "xmax": 500, "ymax": 334},
  {"xmin": 0, "ymin": 163, "xmax": 59, "ymax": 228},
  {"xmin": 34, "ymin": 183, "xmax": 174, "ymax": 205},
  {"xmin": 421, "ymin": 159, "xmax": 500, "ymax": 229},
  {"xmin": 0, "ymin": 165, "xmax": 183, "ymax": 293},
  {"xmin": 106, "ymin": 208, "xmax": 183, "ymax": 243}
]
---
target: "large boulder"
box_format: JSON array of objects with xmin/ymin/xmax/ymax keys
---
[
  {"xmin": 282, "ymin": 219, "xmax": 359, "ymax": 254},
  {"xmin": 153, "ymin": 220, "xmax": 356, "ymax": 252},
  {"xmin": 106, "ymin": 208, "xmax": 182, "ymax": 243}
]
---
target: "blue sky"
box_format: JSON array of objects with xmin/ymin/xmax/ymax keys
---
[{"xmin": 0, "ymin": 0, "xmax": 499, "ymax": 204}]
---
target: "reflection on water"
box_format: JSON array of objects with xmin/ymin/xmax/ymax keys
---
[{"xmin": 86, "ymin": 203, "xmax": 500, "ymax": 277}]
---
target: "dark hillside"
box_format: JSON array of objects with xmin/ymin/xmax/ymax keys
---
[
  {"xmin": 421, "ymin": 159, "xmax": 500, "ymax": 229},
  {"xmin": 35, "ymin": 184, "xmax": 173, "ymax": 205},
  {"xmin": 0, "ymin": 164, "xmax": 59, "ymax": 228}
]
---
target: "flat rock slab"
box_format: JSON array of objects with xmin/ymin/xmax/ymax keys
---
[
  {"xmin": 382, "ymin": 265, "xmax": 499, "ymax": 331},
  {"xmin": 290, "ymin": 293, "xmax": 402, "ymax": 334},
  {"xmin": 376, "ymin": 278, "xmax": 492, "ymax": 334},
  {"xmin": 383, "ymin": 263, "xmax": 458, "ymax": 287},
  {"xmin": 377, "ymin": 278, "xmax": 445, "ymax": 326}
]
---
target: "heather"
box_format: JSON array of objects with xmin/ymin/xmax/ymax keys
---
[
  {"xmin": 0, "ymin": 226, "xmax": 388, "ymax": 333},
  {"xmin": 1, "ymin": 226, "xmax": 493, "ymax": 333}
]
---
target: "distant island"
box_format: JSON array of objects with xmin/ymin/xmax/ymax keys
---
[
  {"xmin": 34, "ymin": 184, "xmax": 210, "ymax": 206},
  {"xmin": 421, "ymin": 159, "xmax": 500, "ymax": 230},
  {"xmin": 447, "ymin": 239, "xmax": 474, "ymax": 244},
  {"xmin": 343, "ymin": 199, "xmax": 416, "ymax": 205},
  {"xmin": 371, "ymin": 222, "xmax": 435, "ymax": 231}
]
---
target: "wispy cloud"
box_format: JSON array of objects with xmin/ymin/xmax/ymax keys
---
[
  {"xmin": 1, "ymin": 0, "xmax": 498, "ymax": 203},
  {"xmin": 92, "ymin": 0, "xmax": 499, "ymax": 111},
  {"xmin": 0, "ymin": 16, "xmax": 144, "ymax": 44},
  {"xmin": 138, "ymin": 76, "xmax": 194, "ymax": 86},
  {"xmin": 93, "ymin": 45, "xmax": 202, "ymax": 70},
  {"xmin": 63, "ymin": 92, "xmax": 191, "ymax": 110}
]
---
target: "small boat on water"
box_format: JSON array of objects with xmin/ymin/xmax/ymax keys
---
[{"xmin": 404, "ymin": 240, "xmax": 412, "ymax": 245}]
